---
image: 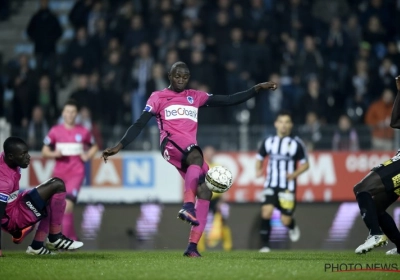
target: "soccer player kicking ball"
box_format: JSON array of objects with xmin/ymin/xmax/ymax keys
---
[
  {"xmin": 0, "ymin": 137, "xmax": 83, "ymax": 256},
  {"xmin": 354, "ymin": 75, "xmax": 400, "ymax": 255},
  {"xmin": 102, "ymin": 61, "xmax": 277, "ymax": 257},
  {"xmin": 42, "ymin": 100, "xmax": 98, "ymax": 241}
]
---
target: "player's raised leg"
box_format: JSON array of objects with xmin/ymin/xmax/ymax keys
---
[
  {"xmin": 178, "ymin": 149, "xmax": 206, "ymax": 226},
  {"xmin": 27, "ymin": 177, "xmax": 83, "ymax": 254},
  {"xmin": 281, "ymin": 215, "xmax": 300, "ymax": 242},
  {"xmin": 354, "ymin": 172, "xmax": 388, "ymax": 254}
]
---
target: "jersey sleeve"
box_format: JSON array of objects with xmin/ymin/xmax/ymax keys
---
[
  {"xmin": 43, "ymin": 127, "xmax": 56, "ymax": 146},
  {"xmin": 256, "ymin": 138, "xmax": 268, "ymax": 161},
  {"xmin": 83, "ymin": 129, "xmax": 95, "ymax": 146},
  {"xmin": 194, "ymin": 90, "xmax": 212, "ymax": 107},
  {"xmin": 143, "ymin": 92, "xmax": 160, "ymax": 115},
  {"xmin": 294, "ymin": 137, "xmax": 308, "ymax": 164},
  {"xmin": 0, "ymin": 178, "xmax": 13, "ymax": 203}
]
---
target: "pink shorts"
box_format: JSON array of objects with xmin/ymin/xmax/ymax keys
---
[
  {"xmin": 54, "ymin": 173, "xmax": 84, "ymax": 203},
  {"xmin": 160, "ymin": 137, "xmax": 209, "ymax": 179},
  {"xmin": 4, "ymin": 189, "xmax": 46, "ymax": 233}
]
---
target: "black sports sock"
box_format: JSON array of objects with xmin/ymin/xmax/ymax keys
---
[
  {"xmin": 356, "ymin": 192, "xmax": 382, "ymax": 235},
  {"xmin": 378, "ymin": 211, "xmax": 400, "ymax": 253},
  {"xmin": 30, "ymin": 240, "xmax": 44, "ymax": 250},
  {"xmin": 48, "ymin": 233, "xmax": 62, "ymax": 243},
  {"xmin": 260, "ymin": 219, "xmax": 271, "ymax": 247},
  {"xmin": 288, "ymin": 219, "xmax": 296, "ymax": 230}
]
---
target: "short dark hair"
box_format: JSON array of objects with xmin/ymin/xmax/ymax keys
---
[
  {"xmin": 275, "ymin": 110, "xmax": 293, "ymax": 121},
  {"xmin": 170, "ymin": 61, "xmax": 188, "ymax": 73},
  {"xmin": 3, "ymin": 136, "xmax": 27, "ymax": 155},
  {"xmin": 63, "ymin": 99, "xmax": 79, "ymax": 111}
]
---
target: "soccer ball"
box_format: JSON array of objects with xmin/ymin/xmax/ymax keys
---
[{"xmin": 205, "ymin": 166, "xmax": 233, "ymax": 193}]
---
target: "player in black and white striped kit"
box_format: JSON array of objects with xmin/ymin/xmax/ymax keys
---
[{"xmin": 255, "ymin": 110, "xmax": 309, "ymax": 253}]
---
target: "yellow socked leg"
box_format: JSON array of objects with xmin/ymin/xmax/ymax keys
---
[
  {"xmin": 197, "ymin": 233, "xmax": 206, "ymax": 252},
  {"xmin": 207, "ymin": 212, "xmax": 222, "ymax": 248},
  {"xmin": 222, "ymin": 224, "xmax": 233, "ymax": 251}
]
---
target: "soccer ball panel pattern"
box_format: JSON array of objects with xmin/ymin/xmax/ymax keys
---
[{"xmin": 205, "ymin": 166, "xmax": 233, "ymax": 193}]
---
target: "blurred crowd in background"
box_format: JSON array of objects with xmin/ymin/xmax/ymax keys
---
[{"xmin": 0, "ymin": 0, "xmax": 399, "ymax": 151}]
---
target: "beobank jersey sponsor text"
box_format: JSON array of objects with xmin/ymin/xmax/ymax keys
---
[
  {"xmin": 20, "ymin": 152, "xmax": 182, "ymax": 203},
  {"xmin": 164, "ymin": 105, "xmax": 198, "ymax": 122},
  {"xmin": 211, "ymin": 151, "xmax": 393, "ymax": 202}
]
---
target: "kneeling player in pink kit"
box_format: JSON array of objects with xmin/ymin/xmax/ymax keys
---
[
  {"xmin": 42, "ymin": 100, "xmax": 98, "ymax": 240},
  {"xmin": 0, "ymin": 137, "xmax": 83, "ymax": 256},
  {"xmin": 102, "ymin": 61, "xmax": 277, "ymax": 257}
]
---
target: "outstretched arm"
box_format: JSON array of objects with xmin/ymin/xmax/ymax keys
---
[
  {"xmin": 205, "ymin": 82, "xmax": 277, "ymax": 107},
  {"xmin": 102, "ymin": 111, "xmax": 153, "ymax": 162},
  {"xmin": 390, "ymin": 76, "xmax": 400, "ymax": 129}
]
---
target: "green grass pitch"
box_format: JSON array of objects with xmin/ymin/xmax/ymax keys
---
[{"xmin": 1, "ymin": 250, "xmax": 400, "ymax": 280}]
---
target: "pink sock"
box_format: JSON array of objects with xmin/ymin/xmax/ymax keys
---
[
  {"xmin": 189, "ymin": 199, "xmax": 210, "ymax": 243},
  {"xmin": 49, "ymin": 193, "xmax": 66, "ymax": 234},
  {"xmin": 62, "ymin": 212, "xmax": 78, "ymax": 240},
  {"xmin": 184, "ymin": 165, "xmax": 202, "ymax": 203},
  {"xmin": 34, "ymin": 208, "xmax": 50, "ymax": 242}
]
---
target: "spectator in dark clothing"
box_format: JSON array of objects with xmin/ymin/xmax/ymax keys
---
[
  {"xmin": 188, "ymin": 50, "xmax": 215, "ymax": 91},
  {"xmin": 146, "ymin": 63, "xmax": 169, "ymax": 96},
  {"xmin": 207, "ymin": 10, "xmax": 232, "ymax": 51},
  {"xmin": 332, "ymin": 114, "xmax": 359, "ymax": 151},
  {"xmin": 258, "ymin": 73, "xmax": 293, "ymax": 124},
  {"xmin": 154, "ymin": 13, "xmax": 180, "ymax": 61},
  {"xmin": 69, "ymin": 74, "xmax": 91, "ymax": 109},
  {"xmin": 64, "ymin": 27, "xmax": 97, "ymax": 75},
  {"xmin": 249, "ymin": 29, "xmax": 273, "ymax": 83},
  {"xmin": 124, "ymin": 14, "xmax": 148, "ymax": 59},
  {"xmin": 298, "ymin": 111, "xmax": 322, "ymax": 152},
  {"xmin": 108, "ymin": 0, "xmax": 135, "ymax": 42},
  {"xmin": 244, "ymin": 0, "xmax": 269, "ymax": 41},
  {"xmin": 27, "ymin": 105, "xmax": 49, "ymax": 150},
  {"xmin": 363, "ymin": 16, "xmax": 388, "ymax": 58},
  {"xmin": 297, "ymin": 36, "xmax": 324, "ymax": 84},
  {"xmin": 101, "ymin": 51, "xmax": 124, "ymax": 94},
  {"xmin": 87, "ymin": 71, "xmax": 103, "ymax": 122},
  {"xmin": 386, "ymin": 41, "xmax": 400, "ymax": 66},
  {"xmin": 280, "ymin": 37, "xmax": 300, "ymax": 85},
  {"xmin": 7, "ymin": 54, "xmax": 37, "ymax": 128},
  {"xmin": 89, "ymin": 17, "xmax": 111, "ymax": 64},
  {"xmin": 69, "ymin": 0, "xmax": 93, "ymax": 30},
  {"xmin": 297, "ymin": 78, "xmax": 329, "ymax": 124},
  {"xmin": 344, "ymin": 14, "xmax": 363, "ymax": 54},
  {"xmin": 360, "ymin": 0, "xmax": 392, "ymax": 32},
  {"xmin": 87, "ymin": 1, "xmax": 105, "ymax": 36},
  {"xmin": 220, "ymin": 27, "xmax": 250, "ymax": 94},
  {"xmin": 377, "ymin": 57, "xmax": 398, "ymax": 94},
  {"xmin": 345, "ymin": 92, "xmax": 369, "ymax": 125},
  {"xmin": 26, "ymin": 0, "xmax": 62, "ymax": 73},
  {"xmin": 31, "ymin": 74, "xmax": 58, "ymax": 124},
  {"xmin": 278, "ymin": 0, "xmax": 312, "ymax": 42}
]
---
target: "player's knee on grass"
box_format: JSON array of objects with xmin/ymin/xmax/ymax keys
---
[
  {"xmin": 186, "ymin": 148, "xmax": 203, "ymax": 167},
  {"xmin": 261, "ymin": 205, "xmax": 274, "ymax": 219},
  {"xmin": 197, "ymin": 182, "xmax": 212, "ymax": 200}
]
